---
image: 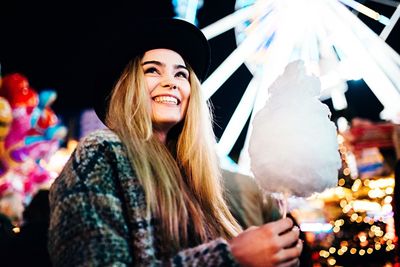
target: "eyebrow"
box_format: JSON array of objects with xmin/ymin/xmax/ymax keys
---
[{"xmin": 142, "ymin": 60, "xmax": 188, "ymax": 70}]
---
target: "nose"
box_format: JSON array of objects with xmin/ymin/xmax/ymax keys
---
[{"xmin": 160, "ymin": 74, "xmax": 178, "ymax": 90}]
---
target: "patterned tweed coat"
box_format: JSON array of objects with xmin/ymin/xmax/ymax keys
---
[{"xmin": 48, "ymin": 129, "xmax": 240, "ymax": 267}]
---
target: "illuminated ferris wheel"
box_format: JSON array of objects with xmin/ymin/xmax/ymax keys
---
[{"xmin": 173, "ymin": 0, "xmax": 400, "ymax": 173}]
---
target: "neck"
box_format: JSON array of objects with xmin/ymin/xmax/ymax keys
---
[{"xmin": 154, "ymin": 131, "xmax": 167, "ymax": 144}]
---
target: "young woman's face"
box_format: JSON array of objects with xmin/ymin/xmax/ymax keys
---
[{"xmin": 142, "ymin": 49, "xmax": 191, "ymax": 135}]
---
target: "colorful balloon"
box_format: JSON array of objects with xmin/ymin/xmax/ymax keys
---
[
  {"xmin": 30, "ymin": 90, "xmax": 57, "ymax": 128},
  {"xmin": 0, "ymin": 73, "xmax": 38, "ymax": 111},
  {"xmin": 0, "ymin": 73, "xmax": 67, "ymax": 199}
]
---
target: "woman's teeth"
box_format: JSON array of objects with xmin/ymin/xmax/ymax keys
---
[{"xmin": 153, "ymin": 96, "xmax": 178, "ymax": 104}]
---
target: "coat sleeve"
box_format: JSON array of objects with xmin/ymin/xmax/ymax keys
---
[
  {"xmin": 48, "ymin": 131, "xmax": 240, "ymax": 267},
  {"xmin": 171, "ymin": 238, "xmax": 239, "ymax": 266},
  {"xmin": 48, "ymin": 134, "xmax": 133, "ymax": 267}
]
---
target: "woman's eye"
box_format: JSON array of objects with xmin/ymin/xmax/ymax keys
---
[
  {"xmin": 176, "ymin": 71, "xmax": 188, "ymax": 79},
  {"xmin": 144, "ymin": 67, "xmax": 159, "ymax": 74}
]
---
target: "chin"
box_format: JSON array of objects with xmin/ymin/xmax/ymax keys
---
[
  {"xmin": 161, "ymin": 119, "xmax": 181, "ymax": 126},
  {"xmin": 153, "ymin": 118, "xmax": 182, "ymax": 129}
]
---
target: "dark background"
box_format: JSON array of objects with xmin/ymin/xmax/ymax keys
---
[{"xmin": 1, "ymin": 0, "xmax": 399, "ymax": 155}]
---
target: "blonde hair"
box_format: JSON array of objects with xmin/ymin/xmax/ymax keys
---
[{"xmin": 106, "ymin": 57, "xmax": 241, "ymax": 252}]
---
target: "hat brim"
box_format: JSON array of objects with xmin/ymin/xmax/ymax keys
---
[{"xmin": 92, "ymin": 18, "xmax": 210, "ymax": 124}]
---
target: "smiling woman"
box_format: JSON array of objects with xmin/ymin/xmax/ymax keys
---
[
  {"xmin": 47, "ymin": 17, "xmax": 303, "ymax": 267},
  {"xmin": 142, "ymin": 49, "xmax": 191, "ymax": 143}
]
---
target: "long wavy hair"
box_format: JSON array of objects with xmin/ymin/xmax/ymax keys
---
[{"xmin": 106, "ymin": 56, "xmax": 241, "ymax": 253}]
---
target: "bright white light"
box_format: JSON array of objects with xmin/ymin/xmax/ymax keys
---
[
  {"xmin": 380, "ymin": 3, "xmax": 400, "ymax": 40},
  {"xmin": 346, "ymin": 151, "xmax": 359, "ymax": 178},
  {"xmin": 338, "ymin": 59, "xmax": 363, "ymax": 81},
  {"xmin": 331, "ymin": 84, "xmax": 348, "ymax": 110},
  {"xmin": 202, "ymin": 13, "xmax": 276, "ymax": 99},
  {"xmin": 201, "ymin": 5, "xmax": 256, "ymax": 40},
  {"xmin": 353, "ymin": 200, "xmax": 381, "ymax": 212},
  {"xmin": 368, "ymin": 177, "xmax": 395, "ymax": 188},
  {"xmin": 319, "ymin": 74, "xmax": 347, "ymax": 100},
  {"xmin": 337, "ymin": 116, "xmax": 349, "ymax": 133},
  {"xmin": 324, "ymin": 0, "xmax": 400, "ymax": 120},
  {"xmin": 300, "ymin": 222, "xmax": 333, "ymax": 232},
  {"xmin": 339, "ymin": 0, "xmax": 390, "ymax": 25},
  {"xmin": 173, "ymin": 0, "xmax": 203, "ymax": 25}
]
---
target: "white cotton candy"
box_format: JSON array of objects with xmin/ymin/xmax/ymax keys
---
[{"xmin": 249, "ymin": 60, "xmax": 341, "ymax": 197}]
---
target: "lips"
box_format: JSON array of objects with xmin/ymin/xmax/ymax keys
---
[{"xmin": 152, "ymin": 95, "xmax": 180, "ymax": 105}]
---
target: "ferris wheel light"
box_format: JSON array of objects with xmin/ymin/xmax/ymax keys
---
[
  {"xmin": 185, "ymin": 0, "xmax": 201, "ymax": 24},
  {"xmin": 378, "ymin": 16, "xmax": 391, "ymax": 25},
  {"xmin": 338, "ymin": 0, "xmax": 390, "ymax": 24},
  {"xmin": 313, "ymin": 0, "xmax": 400, "ymax": 117},
  {"xmin": 173, "ymin": 0, "xmax": 203, "ymax": 25},
  {"xmin": 217, "ymin": 76, "xmax": 260, "ymax": 156},
  {"xmin": 202, "ymin": 14, "xmax": 275, "ymax": 99},
  {"xmin": 337, "ymin": 117, "xmax": 349, "ymax": 133},
  {"xmin": 380, "ymin": 3, "xmax": 400, "ymax": 40},
  {"xmin": 201, "ymin": 5, "xmax": 256, "ymax": 40},
  {"xmin": 175, "ymin": 0, "xmax": 400, "ymax": 166},
  {"xmin": 330, "ymin": 84, "xmax": 348, "ymax": 110}
]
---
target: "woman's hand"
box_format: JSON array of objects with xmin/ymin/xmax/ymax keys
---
[{"xmin": 229, "ymin": 218, "xmax": 302, "ymax": 267}]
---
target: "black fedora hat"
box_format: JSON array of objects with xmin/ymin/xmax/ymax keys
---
[{"xmin": 92, "ymin": 17, "xmax": 211, "ymax": 124}]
